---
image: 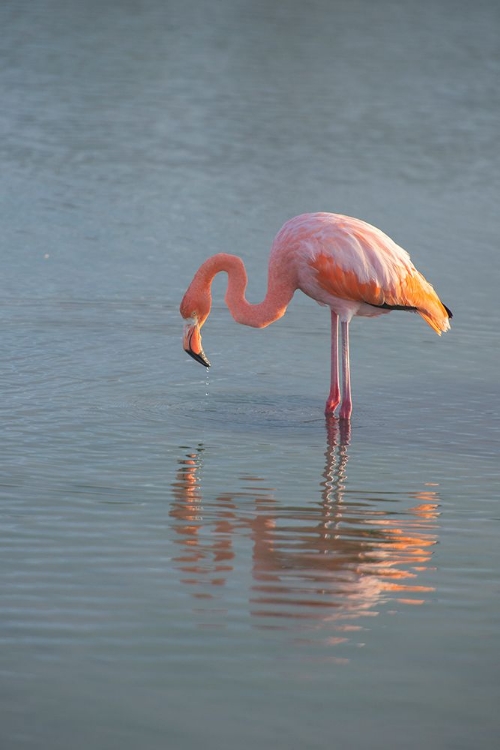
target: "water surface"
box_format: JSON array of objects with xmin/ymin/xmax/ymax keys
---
[{"xmin": 1, "ymin": 1, "xmax": 499, "ymax": 748}]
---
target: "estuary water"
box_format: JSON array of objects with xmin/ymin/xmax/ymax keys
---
[{"xmin": 1, "ymin": 1, "xmax": 499, "ymax": 748}]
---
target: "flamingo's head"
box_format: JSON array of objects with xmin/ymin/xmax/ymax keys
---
[{"xmin": 180, "ymin": 291, "xmax": 211, "ymax": 368}]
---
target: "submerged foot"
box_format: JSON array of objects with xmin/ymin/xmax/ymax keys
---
[
  {"xmin": 338, "ymin": 404, "xmax": 352, "ymax": 420},
  {"xmin": 324, "ymin": 400, "xmax": 340, "ymax": 416}
]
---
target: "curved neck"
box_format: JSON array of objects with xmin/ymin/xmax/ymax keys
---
[{"xmin": 195, "ymin": 253, "xmax": 296, "ymax": 329}]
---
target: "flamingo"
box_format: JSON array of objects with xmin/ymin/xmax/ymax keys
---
[{"xmin": 180, "ymin": 212, "xmax": 452, "ymax": 418}]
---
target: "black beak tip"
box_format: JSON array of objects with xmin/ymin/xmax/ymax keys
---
[{"xmin": 185, "ymin": 349, "xmax": 211, "ymax": 368}]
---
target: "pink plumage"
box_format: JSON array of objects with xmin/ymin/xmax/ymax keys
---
[{"xmin": 180, "ymin": 213, "xmax": 452, "ymax": 418}]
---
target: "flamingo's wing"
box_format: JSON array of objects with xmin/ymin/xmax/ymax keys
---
[{"xmin": 308, "ymin": 216, "xmax": 451, "ymax": 334}]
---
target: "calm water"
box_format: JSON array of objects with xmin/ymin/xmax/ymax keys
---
[{"xmin": 2, "ymin": 0, "xmax": 499, "ymax": 748}]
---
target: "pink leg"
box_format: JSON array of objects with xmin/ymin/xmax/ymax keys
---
[
  {"xmin": 339, "ymin": 320, "xmax": 352, "ymax": 419},
  {"xmin": 325, "ymin": 310, "xmax": 340, "ymax": 415}
]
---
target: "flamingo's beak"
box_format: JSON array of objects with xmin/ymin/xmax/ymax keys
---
[{"xmin": 183, "ymin": 321, "xmax": 211, "ymax": 368}]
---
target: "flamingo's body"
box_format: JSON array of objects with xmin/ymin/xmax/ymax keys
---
[{"xmin": 180, "ymin": 213, "xmax": 452, "ymax": 418}]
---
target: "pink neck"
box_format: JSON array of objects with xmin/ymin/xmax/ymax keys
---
[{"xmin": 195, "ymin": 253, "xmax": 296, "ymax": 329}]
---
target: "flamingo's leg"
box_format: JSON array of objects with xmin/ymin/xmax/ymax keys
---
[
  {"xmin": 325, "ymin": 309, "xmax": 340, "ymax": 415},
  {"xmin": 339, "ymin": 320, "xmax": 353, "ymax": 420}
]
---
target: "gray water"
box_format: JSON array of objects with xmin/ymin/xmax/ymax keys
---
[{"xmin": 2, "ymin": 1, "xmax": 499, "ymax": 748}]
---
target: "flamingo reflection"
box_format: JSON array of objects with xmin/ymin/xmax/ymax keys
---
[{"xmin": 170, "ymin": 422, "xmax": 439, "ymax": 639}]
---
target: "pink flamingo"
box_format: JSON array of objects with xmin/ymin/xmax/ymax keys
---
[{"xmin": 180, "ymin": 213, "xmax": 452, "ymax": 418}]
